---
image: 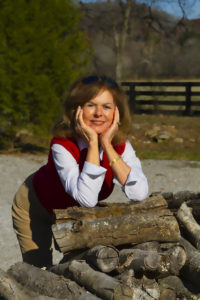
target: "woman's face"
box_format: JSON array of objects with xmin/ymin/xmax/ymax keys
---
[{"xmin": 82, "ymin": 89, "xmax": 115, "ymax": 134}]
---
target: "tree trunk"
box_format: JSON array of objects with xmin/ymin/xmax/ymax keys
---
[
  {"xmin": 177, "ymin": 202, "xmax": 200, "ymax": 250},
  {"xmin": 7, "ymin": 262, "xmax": 100, "ymax": 300},
  {"xmin": 52, "ymin": 208, "xmax": 180, "ymax": 254},
  {"xmin": 55, "ymin": 259, "xmax": 133, "ymax": 300}
]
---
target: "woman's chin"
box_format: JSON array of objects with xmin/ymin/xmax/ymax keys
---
[{"xmin": 92, "ymin": 127, "xmax": 106, "ymax": 135}]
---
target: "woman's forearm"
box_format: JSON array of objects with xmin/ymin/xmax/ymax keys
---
[
  {"xmin": 86, "ymin": 139, "xmax": 100, "ymax": 166},
  {"xmin": 102, "ymin": 142, "xmax": 131, "ymax": 186}
]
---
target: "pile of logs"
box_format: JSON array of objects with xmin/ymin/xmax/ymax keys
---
[{"xmin": 1, "ymin": 191, "xmax": 200, "ymax": 300}]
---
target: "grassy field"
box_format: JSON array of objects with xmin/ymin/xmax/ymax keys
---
[{"xmin": 130, "ymin": 114, "xmax": 200, "ymax": 161}]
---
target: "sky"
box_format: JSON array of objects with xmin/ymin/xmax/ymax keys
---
[{"xmin": 138, "ymin": 0, "xmax": 200, "ymax": 20}]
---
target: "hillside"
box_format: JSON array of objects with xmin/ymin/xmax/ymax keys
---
[{"xmin": 79, "ymin": 1, "xmax": 200, "ymax": 80}]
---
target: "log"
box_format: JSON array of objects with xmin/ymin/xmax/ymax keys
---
[
  {"xmin": 177, "ymin": 202, "xmax": 200, "ymax": 250},
  {"xmin": 132, "ymin": 241, "xmax": 160, "ymax": 252},
  {"xmin": 115, "ymin": 269, "xmax": 135, "ymax": 286},
  {"xmin": 7, "ymin": 262, "xmax": 100, "ymax": 300},
  {"xmin": 123, "ymin": 275, "xmax": 160, "ymax": 300},
  {"xmin": 52, "ymin": 209, "xmax": 180, "ymax": 254},
  {"xmin": 151, "ymin": 191, "xmax": 200, "ymax": 209},
  {"xmin": 118, "ymin": 243, "xmax": 186, "ymax": 278},
  {"xmin": 0, "ymin": 268, "xmax": 59, "ymax": 300},
  {"xmin": 159, "ymin": 243, "xmax": 187, "ymax": 276},
  {"xmin": 58, "ymin": 259, "xmax": 133, "ymax": 300},
  {"xmin": 57, "ymin": 245, "xmax": 119, "ymax": 273},
  {"xmin": 159, "ymin": 288, "xmax": 176, "ymax": 300},
  {"xmin": 158, "ymin": 276, "xmax": 200, "ymax": 300},
  {"xmin": 117, "ymin": 249, "xmax": 171, "ymax": 276},
  {"xmin": 53, "ymin": 195, "xmax": 167, "ymax": 224},
  {"xmin": 179, "ymin": 237, "xmax": 200, "ymax": 288},
  {"xmin": 84, "ymin": 245, "xmax": 119, "ymax": 273},
  {"xmin": 152, "ymin": 191, "xmax": 200, "ymax": 222}
]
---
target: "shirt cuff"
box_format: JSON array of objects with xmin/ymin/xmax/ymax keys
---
[
  {"xmin": 82, "ymin": 161, "xmax": 107, "ymax": 178},
  {"xmin": 113, "ymin": 168, "xmax": 141, "ymax": 187}
]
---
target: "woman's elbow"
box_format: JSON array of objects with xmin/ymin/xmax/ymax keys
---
[
  {"xmin": 77, "ymin": 196, "xmax": 98, "ymax": 208},
  {"xmin": 133, "ymin": 189, "xmax": 148, "ymax": 201},
  {"xmin": 128, "ymin": 181, "xmax": 149, "ymax": 202}
]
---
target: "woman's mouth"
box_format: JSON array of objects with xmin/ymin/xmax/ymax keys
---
[{"xmin": 91, "ymin": 121, "xmax": 105, "ymax": 126}]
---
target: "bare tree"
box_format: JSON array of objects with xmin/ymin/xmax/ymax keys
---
[{"xmin": 107, "ymin": 0, "xmax": 132, "ymax": 81}]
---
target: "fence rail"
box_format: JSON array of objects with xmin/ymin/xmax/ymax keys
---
[{"xmin": 121, "ymin": 81, "xmax": 200, "ymax": 116}]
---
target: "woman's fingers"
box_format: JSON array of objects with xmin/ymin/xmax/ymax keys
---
[
  {"xmin": 75, "ymin": 106, "xmax": 80, "ymax": 126},
  {"xmin": 113, "ymin": 106, "xmax": 120, "ymax": 125},
  {"xmin": 75, "ymin": 107, "xmax": 98, "ymax": 143}
]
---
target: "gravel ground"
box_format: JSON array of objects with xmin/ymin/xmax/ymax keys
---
[{"xmin": 0, "ymin": 154, "xmax": 200, "ymax": 271}]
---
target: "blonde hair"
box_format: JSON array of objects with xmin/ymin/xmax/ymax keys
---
[{"xmin": 53, "ymin": 75, "xmax": 132, "ymax": 145}]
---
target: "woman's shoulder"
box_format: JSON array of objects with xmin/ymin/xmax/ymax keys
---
[{"xmin": 51, "ymin": 137, "xmax": 80, "ymax": 159}]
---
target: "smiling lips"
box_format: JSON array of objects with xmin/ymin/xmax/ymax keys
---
[{"xmin": 90, "ymin": 120, "xmax": 105, "ymax": 126}]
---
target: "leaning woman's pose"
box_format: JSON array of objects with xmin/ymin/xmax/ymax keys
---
[{"xmin": 12, "ymin": 75, "xmax": 148, "ymax": 268}]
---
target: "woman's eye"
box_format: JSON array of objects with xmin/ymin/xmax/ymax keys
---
[
  {"xmin": 104, "ymin": 106, "xmax": 112, "ymax": 109},
  {"xmin": 86, "ymin": 103, "xmax": 94, "ymax": 107}
]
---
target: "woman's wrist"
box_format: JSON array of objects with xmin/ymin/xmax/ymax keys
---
[
  {"xmin": 100, "ymin": 139, "xmax": 112, "ymax": 151},
  {"xmin": 88, "ymin": 136, "xmax": 98, "ymax": 147}
]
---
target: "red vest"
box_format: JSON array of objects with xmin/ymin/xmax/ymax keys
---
[{"xmin": 33, "ymin": 137, "xmax": 125, "ymax": 214}]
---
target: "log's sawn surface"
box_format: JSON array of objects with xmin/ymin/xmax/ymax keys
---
[{"xmin": 52, "ymin": 196, "xmax": 181, "ymax": 254}]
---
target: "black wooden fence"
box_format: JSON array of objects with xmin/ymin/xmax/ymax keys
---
[{"xmin": 121, "ymin": 81, "xmax": 200, "ymax": 116}]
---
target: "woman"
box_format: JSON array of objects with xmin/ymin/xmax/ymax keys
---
[{"xmin": 12, "ymin": 75, "xmax": 148, "ymax": 268}]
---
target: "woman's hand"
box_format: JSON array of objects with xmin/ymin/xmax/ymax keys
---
[
  {"xmin": 99, "ymin": 106, "xmax": 120, "ymax": 149},
  {"xmin": 75, "ymin": 106, "xmax": 98, "ymax": 144}
]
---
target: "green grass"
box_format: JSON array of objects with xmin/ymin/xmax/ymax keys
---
[{"xmin": 130, "ymin": 114, "xmax": 200, "ymax": 161}]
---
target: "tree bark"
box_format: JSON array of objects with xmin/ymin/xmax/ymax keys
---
[
  {"xmin": 52, "ymin": 208, "xmax": 180, "ymax": 254},
  {"xmin": 53, "ymin": 195, "xmax": 167, "ymax": 224},
  {"xmin": 132, "ymin": 241, "xmax": 160, "ymax": 252},
  {"xmin": 179, "ymin": 237, "xmax": 200, "ymax": 288},
  {"xmin": 57, "ymin": 259, "xmax": 133, "ymax": 300},
  {"xmin": 0, "ymin": 268, "xmax": 60, "ymax": 300},
  {"xmin": 7, "ymin": 262, "xmax": 100, "ymax": 300},
  {"xmin": 177, "ymin": 202, "xmax": 200, "ymax": 250}
]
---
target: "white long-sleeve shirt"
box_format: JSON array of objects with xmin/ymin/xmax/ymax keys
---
[{"xmin": 52, "ymin": 139, "xmax": 148, "ymax": 208}]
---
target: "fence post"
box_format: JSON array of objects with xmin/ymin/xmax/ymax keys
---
[
  {"xmin": 185, "ymin": 83, "xmax": 191, "ymax": 115},
  {"xmin": 129, "ymin": 83, "xmax": 135, "ymax": 113}
]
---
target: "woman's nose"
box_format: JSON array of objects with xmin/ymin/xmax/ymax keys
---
[{"xmin": 94, "ymin": 106, "xmax": 102, "ymax": 116}]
